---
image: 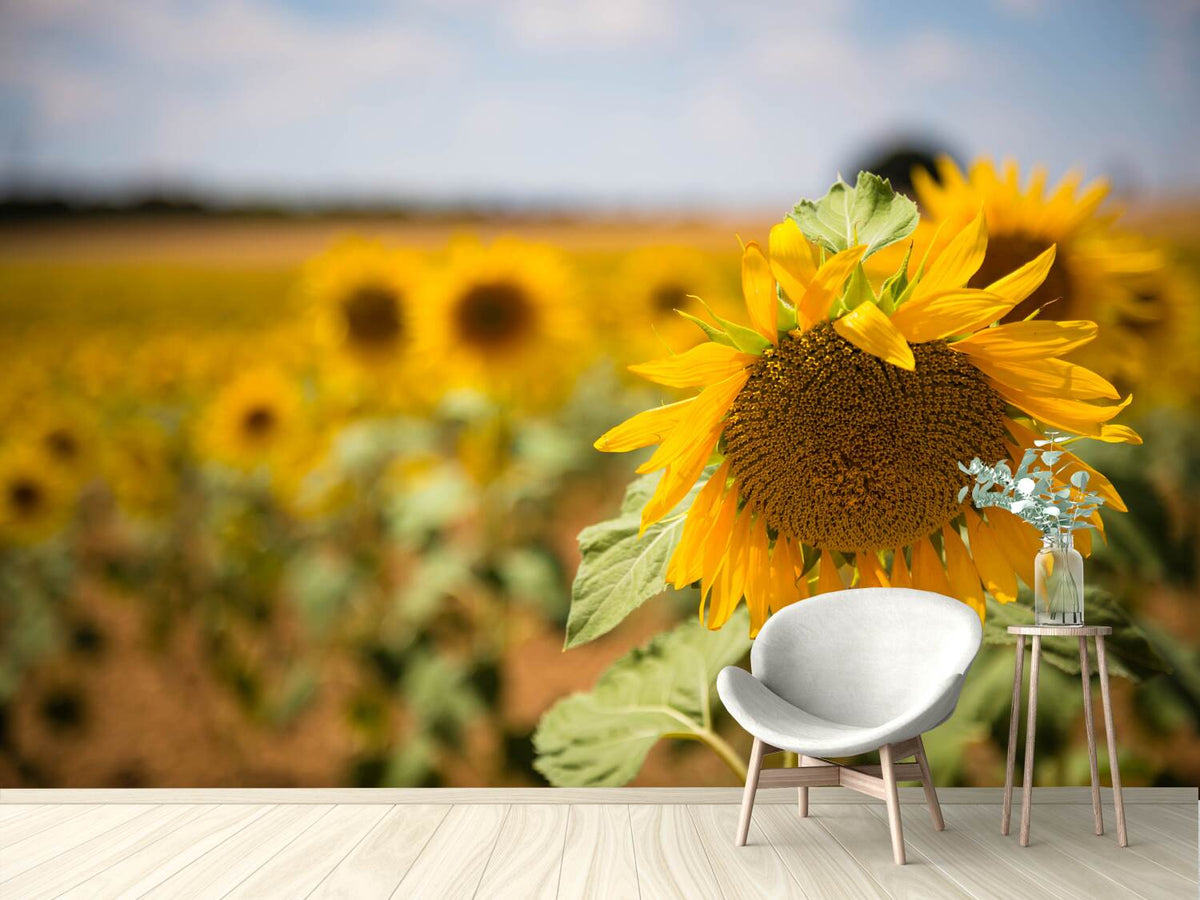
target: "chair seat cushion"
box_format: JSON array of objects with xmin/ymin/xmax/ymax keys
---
[{"xmin": 717, "ymin": 665, "xmax": 963, "ymax": 757}]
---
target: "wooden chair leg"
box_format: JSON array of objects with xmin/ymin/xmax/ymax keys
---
[
  {"xmin": 913, "ymin": 735, "xmax": 944, "ymax": 831},
  {"xmin": 1020, "ymin": 635, "xmax": 1041, "ymax": 847},
  {"xmin": 1079, "ymin": 636, "xmax": 1104, "ymax": 836},
  {"xmin": 880, "ymin": 743, "xmax": 906, "ymax": 865},
  {"xmin": 1095, "ymin": 636, "xmax": 1128, "ymax": 847},
  {"xmin": 1001, "ymin": 635, "xmax": 1025, "ymax": 836},
  {"xmin": 798, "ymin": 755, "xmax": 817, "ymax": 818},
  {"xmin": 736, "ymin": 737, "xmax": 766, "ymax": 847}
]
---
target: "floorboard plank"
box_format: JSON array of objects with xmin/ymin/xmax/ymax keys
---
[
  {"xmin": 556, "ymin": 805, "xmax": 640, "ymax": 900},
  {"xmin": 687, "ymin": 804, "xmax": 806, "ymax": 899},
  {"xmin": 806, "ymin": 804, "xmax": 969, "ymax": 900},
  {"xmin": 0, "ymin": 804, "xmax": 157, "ymax": 883},
  {"xmin": 1033, "ymin": 804, "xmax": 1198, "ymax": 887},
  {"xmin": 0, "ymin": 804, "xmax": 96, "ymax": 848},
  {"xmin": 58, "ymin": 804, "xmax": 272, "ymax": 899},
  {"xmin": 1122, "ymin": 804, "xmax": 1198, "ymax": 851},
  {"xmin": 140, "ymin": 805, "xmax": 333, "ymax": 899},
  {"xmin": 307, "ymin": 805, "xmax": 448, "ymax": 900},
  {"xmin": 474, "ymin": 804, "xmax": 569, "ymax": 899},
  {"xmin": 946, "ymin": 805, "xmax": 1155, "ymax": 900},
  {"xmin": 0, "ymin": 805, "xmax": 200, "ymax": 900},
  {"xmin": 628, "ymin": 804, "xmax": 722, "ymax": 900},
  {"xmin": 224, "ymin": 805, "xmax": 389, "ymax": 899},
  {"xmin": 391, "ymin": 804, "xmax": 508, "ymax": 898},
  {"xmin": 861, "ymin": 804, "xmax": 1058, "ymax": 900},
  {"xmin": 754, "ymin": 805, "xmax": 889, "ymax": 900}
]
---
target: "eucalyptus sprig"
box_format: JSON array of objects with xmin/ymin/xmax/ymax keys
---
[{"xmin": 958, "ymin": 432, "xmax": 1106, "ymax": 544}]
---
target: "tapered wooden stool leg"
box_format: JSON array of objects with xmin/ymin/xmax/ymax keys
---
[
  {"xmin": 880, "ymin": 743, "xmax": 906, "ymax": 864},
  {"xmin": 1002, "ymin": 635, "xmax": 1025, "ymax": 835},
  {"xmin": 736, "ymin": 738, "xmax": 766, "ymax": 847},
  {"xmin": 1079, "ymin": 636, "xmax": 1104, "ymax": 835},
  {"xmin": 1095, "ymin": 636, "xmax": 1128, "ymax": 847},
  {"xmin": 1019, "ymin": 636, "xmax": 1041, "ymax": 847},
  {"xmin": 797, "ymin": 755, "xmax": 816, "ymax": 818},
  {"xmin": 913, "ymin": 736, "xmax": 944, "ymax": 831}
]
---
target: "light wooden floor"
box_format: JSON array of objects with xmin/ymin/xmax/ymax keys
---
[{"xmin": 0, "ymin": 789, "xmax": 1195, "ymax": 899}]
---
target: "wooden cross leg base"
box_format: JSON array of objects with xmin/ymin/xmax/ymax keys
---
[
  {"xmin": 1001, "ymin": 625, "xmax": 1127, "ymax": 848},
  {"xmin": 736, "ymin": 735, "xmax": 942, "ymax": 865}
]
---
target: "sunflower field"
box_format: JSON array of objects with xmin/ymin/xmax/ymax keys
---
[{"xmin": 1, "ymin": 160, "xmax": 1198, "ymax": 791}]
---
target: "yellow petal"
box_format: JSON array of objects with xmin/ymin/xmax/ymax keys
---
[
  {"xmin": 1074, "ymin": 526, "xmax": 1093, "ymax": 558},
  {"xmin": 638, "ymin": 370, "xmax": 746, "ymax": 473},
  {"xmin": 700, "ymin": 486, "xmax": 739, "ymax": 601},
  {"xmin": 1003, "ymin": 418, "xmax": 1127, "ymax": 512},
  {"xmin": 889, "ymin": 547, "xmax": 912, "ymax": 588},
  {"xmin": 985, "ymin": 508, "xmax": 1040, "ymax": 589},
  {"xmin": 666, "ymin": 461, "xmax": 729, "ymax": 588},
  {"xmin": 640, "ymin": 424, "xmax": 720, "ymax": 531},
  {"xmin": 983, "ymin": 245, "xmax": 1057, "ymax": 306},
  {"xmin": 744, "ymin": 517, "xmax": 771, "ymax": 636},
  {"xmin": 741, "ymin": 241, "xmax": 778, "ymax": 341},
  {"xmin": 942, "ymin": 524, "xmax": 986, "ymax": 621},
  {"xmin": 855, "ymin": 549, "xmax": 889, "ymax": 588},
  {"xmin": 970, "ymin": 356, "xmax": 1120, "ymax": 401},
  {"xmin": 890, "ymin": 288, "xmax": 1011, "ymax": 342},
  {"xmin": 815, "ymin": 550, "xmax": 843, "ymax": 594},
  {"xmin": 950, "ymin": 319, "xmax": 1098, "ymax": 362},
  {"xmin": 594, "ymin": 399, "xmax": 690, "ymax": 452},
  {"xmin": 963, "ymin": 506, "xmax": 1018, "ymax": 604},
  {"xmin": 708, "ymin": 509, "xmax": 752, "ymax": 629},
  {"xmin": 911, "ymin": 537, "xmax": 952, "ymax": 597},
  {"xmin": 769, "ymin": 537, "xmax": 804, "ymax": 613},
  {"xmin": 769, "ymin": 219, "xmax": 816, "ymax": 301},
  {"xmin": 833, "ymin": 301, "xmax": 915, "ymax": 370},
  {"xmin": 629, "ymin": 343, "xmax": 753, "ymax": 389},
  {"xmin": 987, "ymin": 379, "xmax": 1132, "ymax": 437},
  {"xmin": 915, "ymin": 209, "xmax": 987, "ymax": 297},
  {"xmin": 796, "ymin": 245, "xmax": 868, "ymax": 328},
  {"xmin": 1095, "ymin": 423, "xmax": 1143, "ymax": 445}
]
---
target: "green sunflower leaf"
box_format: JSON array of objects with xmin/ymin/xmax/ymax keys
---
[
  {"xmin": 565, "ymin": 468, "xmax": 713, "ymax": 649},
  {"xmin": 790, "ymin": 171, "xmax": 918, "ymax": 260},
  {"xmin": 535, "ymin": 607, "xmax": 751, "ymax": 786}
]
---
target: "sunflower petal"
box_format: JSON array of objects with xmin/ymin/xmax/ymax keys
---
[
  {"xmin": 855, "ymin": 549, "xmax": 890, "ymax": 588},
  {"xmin": 815, "ymin": 550, "xmax": 843, "ymax": 594},
  {"xmin": 708, "ymin": 509, "xmax": 752, "ymax": 629},
  {"xmin": 963, "ymin": 506, "xmax": 1018, "ymax": 604},
  {"xmin": 629, "ymin": 343, "xmax": 753, "ymax": 388},
  {"xmin": 970, "ymin": 356, "xmax": 1120, "ymax": 401},
  {"xmin": 833, "ymin": 301, "xmax": 915, "ymax": 370},
  {"xmin": 700, "ymin": 486, "xmax": 739, "ymax": 601},
  {"xmin": 744, "ymin": 517, "xmax": 771, "ymax": 636},
  {"xmin": 796, "ymin": 245, "xmax": 868, "ymax": 328},
  {"xmin": 594, "ymin": 399, "xmax": 690, "ymax": 452},
  {"xmin": 638, "ymin": 370, "xmax": 747, "ymax": 473},
  {"xmin": 943, "ymin": 524, "xmax": 986, "ymax": 621},
  {"xmin": 640, "ymin": 425, "xmax": 721, "ymax": 531},
  {"xmin": 769, "ymin": 538, "xmax": 804, "ymax": 613},
  {"xmin": 985, "ymin": 508, "xmax": 1040, "ymax": 589},
  {"xmin": 742, "ymin": 242, "xmax": 778, "ymax": 341},
  {"xmin": 890, "ymin": 288, "xmax": 1011, "ymax": 342},
  {"xmin": 666, "ymin": 461, "xmax": 729, "ymax": 587},
  {"xmin": 950, "ymin": 319, "xmax": 1098, "ymax": 362},
  {"xmin": 1095, "ymin": 423, "xmax": 1143, "ymax": 445},
  {"xmin": 769, "ymin": 218, "xmax": 817, "ymax": 301},
  {"xmin": 915, "ymin": 209, "xmax": 987, "ymax": 297},
  {"xmin": 1004, "ymin": 417, "xmax": 1127, "ymax": 512},
  {"xmin": 889, "ymin": 548, "xmax": 912, "ymax": 588},
  {"xmin": 984, "ymin": 245, "xmax": 1057, "ymax": 306},
  {"xmin": 987, "ymin": 379, "xmax": 1132, "ymax": 437},
  {"xmin": 911, "ymin": 537, "xmax": 953, "ymax": 596}
]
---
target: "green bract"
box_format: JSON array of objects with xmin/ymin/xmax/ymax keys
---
[{"xmin": 790, "ymin": 171, "xmax": 918, "ymax": 260}]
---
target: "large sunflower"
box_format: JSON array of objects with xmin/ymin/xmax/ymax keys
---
[
  {"xmin": 597, "ymin": 175, "xmax": 1136, "ymax": 635},
  {"xmin": 0, "ymin": 447, "xmax": 71, "ymax": 545},
  {"xmin": 907, "ymin": 157, "xmax": 1164, "ymax": 387},
  {"xmin": 414, "ymin": 237, "xmax": 584, "ymax": 407},
  {"xmin": 197, "ymin": 368, "xmax": 304, "ymax": 473}
]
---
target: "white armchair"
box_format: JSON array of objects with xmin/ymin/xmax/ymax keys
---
[{"xmin": 717, "ymin": 587, "xmax": 982, "ymax": 864}]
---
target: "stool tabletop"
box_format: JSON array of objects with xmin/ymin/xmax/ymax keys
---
[{"xmin": 1006, "ymin": 625, "xmax": 1112, "ymax": 636}]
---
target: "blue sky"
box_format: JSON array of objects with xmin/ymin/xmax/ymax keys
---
[{"xmin": 0, "ymin": 0, "xmax": 1196, "ymax": 210}]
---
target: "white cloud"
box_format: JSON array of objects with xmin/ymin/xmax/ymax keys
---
[{"xmin": 502, "ymin": 0, "xmax": 679, "ymax": 49}]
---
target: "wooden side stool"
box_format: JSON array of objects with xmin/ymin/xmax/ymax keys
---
[{"xmin": 1001, "ymin": 625, "xmax": 1127, "ymax": 847}]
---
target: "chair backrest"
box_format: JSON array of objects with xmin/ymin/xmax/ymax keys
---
[{"xmin": 751, "ymin": 588, "xmax": 982, "ymax": 727}]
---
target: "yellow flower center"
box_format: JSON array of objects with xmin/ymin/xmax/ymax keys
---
[
  {"xmin": 969, "ymin": 233, "xmax": 1072, "ymax": 322},
  {"xmin": 8, "ymin": 478, "xmax": 44, "ymax": 517},
  {"xmin": 723, "ymin": 322, "xmax": 1008, "ymax": 551},
  {"xmin": 342, "ymin": 285, "xmax": 404, "ymax": 348},
  {"xmin": 454, "ymin": 280, "xmax": 534, "ymax": 351}
]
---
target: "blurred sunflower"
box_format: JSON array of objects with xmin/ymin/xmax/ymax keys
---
[
  {"xmin": 197, "ymin": 368, "xmax": 304, "ymax": 472},
  {"xmin": 29, "ymin": 408, "xmax": 97, "ymax": 487},
  {"xmin": 605, "ymin": 246, "xmax": 736, "ymax": 362},
  {"xmin": 415, "ymin": 237, "xmax": 584, "ymax": 407},
  {"xmin": 302, "ymin": 237, "xmax": 426, "ymax": 372},
  {"xmin": 908, "ymin": 157, "xmax": 1164, "ymax": 385},
  {"xmin": 597, "ymin": 207, "xmax": 1135, "ymax": 635},
  {"xmin": 103, "ymin": 419, "xmax": 178, "ymax": 519},
  {"xmin": 0, "ymin": 447, "xmax": 71, "ymax": 545}
]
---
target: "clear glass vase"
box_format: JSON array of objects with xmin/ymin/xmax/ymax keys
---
[{"xmin": 1034, "ymin": 533, "xmax": 1084, "ymax": 626}]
